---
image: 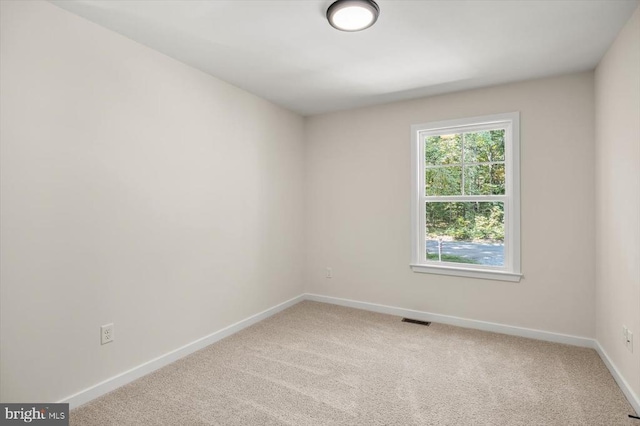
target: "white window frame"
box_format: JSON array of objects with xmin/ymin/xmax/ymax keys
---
[{"xmin": 410, "ymin": 112, "xmax": 522, "ymax": 282}]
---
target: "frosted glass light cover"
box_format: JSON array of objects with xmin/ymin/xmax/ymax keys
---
[{"xmin": 327, "ymin": 0, "xmax": 379, "ymax": 32}]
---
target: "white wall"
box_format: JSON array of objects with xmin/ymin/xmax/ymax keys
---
[
  {"xmin": 595, "ymin": 6, "xmax": 640, "ymax": 398},
  {"xmin": 0, "ymin": 1, "xmax": 305, "ymax": 403},
  {"xmin": 305, "ymin": 73, "xmax": 596, "ymax": 337}
]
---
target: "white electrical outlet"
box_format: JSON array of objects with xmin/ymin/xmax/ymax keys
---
[
  {"xmin": 627, "ymin": 330, "xmax": 633, "ymax": 353},
  {"xmin": 325, "ymin": 267, "xmax": 333, "ymax": 278},
  {"xmin": 101, "ymin": 323, "xmax": 114, "ymax": 345},
  {"xmin": 623, "ymin": 325, "xmax": 628, "ymax": 344}
]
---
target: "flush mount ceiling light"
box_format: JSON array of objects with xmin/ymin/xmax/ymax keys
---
[{"xmin": 326, "ymin": 0, "xmax": 380, "ymax": 32}]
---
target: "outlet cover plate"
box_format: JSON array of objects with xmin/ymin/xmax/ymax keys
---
[
  {"xmin": 325, "ymin": 267, "xmax": 333, "ymax": 278},
  {"xmin": 101, "ymin": 323, "xmax": 114, "ymax": 345}
]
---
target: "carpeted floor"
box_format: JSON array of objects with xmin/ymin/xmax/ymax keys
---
[{"xmin": 71, "ymin": 301, "xmax": 637, "ymax": 425}]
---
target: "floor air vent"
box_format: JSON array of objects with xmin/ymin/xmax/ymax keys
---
[{"xmin": 402, "ymin": 318, "xmax": 431, "ymax": 326}]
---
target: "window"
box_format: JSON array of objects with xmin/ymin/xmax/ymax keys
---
[{"xmin": 410, "ymin": 112, "xmax": 521, "ymax": 282}]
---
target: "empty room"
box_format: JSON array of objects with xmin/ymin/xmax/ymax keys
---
[{"xmin": 1, "ymin": 0, "xmax": 639, "ymax": 424}]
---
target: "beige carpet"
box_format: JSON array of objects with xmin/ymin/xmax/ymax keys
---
[{"xmin": 71, "ymin": 301, "xmax": 637, "ymax": 425}]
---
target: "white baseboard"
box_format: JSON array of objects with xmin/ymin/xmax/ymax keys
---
[
  {"xmin": 59, "ymin": 294, "xmax": 305, "ymax": 409},
  {"xmin": 305, "ymin": 293, "xmax": 594, "ymax": 347},
  {"xmin": 594, "ymin": 341, "xmax": 640, "ymax": 415},
  {"xmin": 59, "ymin": 291, "xmax": 640, "ymax": 417}
]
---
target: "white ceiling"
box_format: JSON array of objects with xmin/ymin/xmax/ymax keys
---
[{"xmin": 50, "ymin": 0, "xmax": 638, "ymax": 116}]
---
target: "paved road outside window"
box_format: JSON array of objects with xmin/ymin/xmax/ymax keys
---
[{"xmin": 426, "ymin": 240, "xmax": 504, "ymax": 266}]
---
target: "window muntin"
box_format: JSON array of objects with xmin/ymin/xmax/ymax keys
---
[
  {"xmin": 424, "ymin": 129, "xmax": 506, "ymax": 197},
  {"xmin": 410, "ymin": 113, "xmax": 521, "ymax": 281}
]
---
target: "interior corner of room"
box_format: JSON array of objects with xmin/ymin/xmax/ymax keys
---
[{"xmin": 0, "ymin": 0, "xmax": 639, "ymax": 424}]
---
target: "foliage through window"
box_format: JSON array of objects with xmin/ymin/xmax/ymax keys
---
[{"xmin": 410, "ymin": 113, "xmax": 521, "ymax": 281}]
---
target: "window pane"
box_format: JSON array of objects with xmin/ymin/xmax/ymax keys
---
[
  {"xmin": 426, "ymin": 166, "xmax": 462, "ymax": 196},
  {"xmin": 464, "ymin": 164, "xmax": 505, "ymax": 195},
  {"xmin": 464, "ymin": 130, "xmax": 505, "ymax": 163},
  {"xmin": 425, "ymin": 134, "xmax": 462, "ymax": 165},
  {"xmin": 426, "ymin": 202, "xmax": 504, "ymax": 266}
]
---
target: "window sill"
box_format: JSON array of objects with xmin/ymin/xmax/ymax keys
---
[{"xmin": 410, "ymin": 264, "xmax": 522, "ymax": 282}]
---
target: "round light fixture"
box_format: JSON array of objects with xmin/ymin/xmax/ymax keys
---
[{"xmin": 326, "ymin": 0, "xmax": 379, "ymax": 32}]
